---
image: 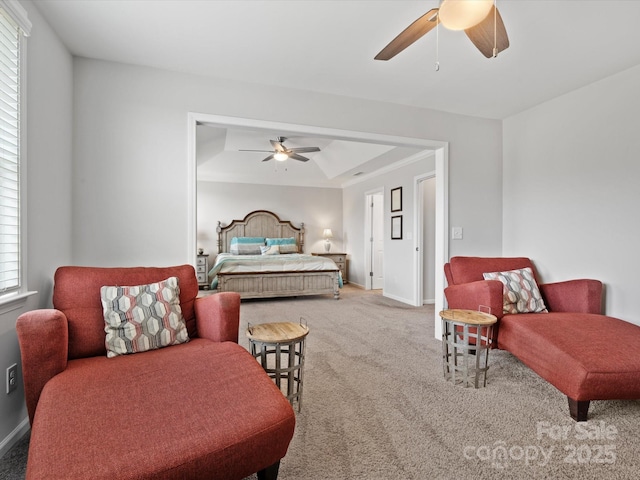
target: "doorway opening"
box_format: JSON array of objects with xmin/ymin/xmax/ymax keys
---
[{"xmin": 187, "ymin": 113, "xmax": 449, "ymax": 339}]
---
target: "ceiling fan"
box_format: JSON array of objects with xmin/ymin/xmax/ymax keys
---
[
  {"xmin": 374, "ymin": 0, "xmax": 509, "ymax": 61},
  {"xmin": 240, "ymin": 137, "xmax": 321, "ymax": 162}
]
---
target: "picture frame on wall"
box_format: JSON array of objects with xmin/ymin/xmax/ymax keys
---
[
  {"xmin": 391, "ymin": 187, "xmax": 402, "ymax": 212},
  {"xmin": 391, "ymin": 215, "xmax": 403, "ymax": 240}
]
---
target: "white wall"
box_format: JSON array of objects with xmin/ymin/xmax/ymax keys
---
[
  {"xmin": 503, "ymin": 63, "xmax": 640, "ymax": 325},
  {"xmin": 72, "ymin": 58, "xmax": 503, "ymax": 269},
  {"xmin": 0, "ymin": 0, "xmax": 73, "ymax": 455},
  {"xmin": 343, "ymin": 157, "xmax": 435, "ymax": 302},
  {"xmin": 197, "ymin": 181, "xmax": 342, "ymax": 255}
]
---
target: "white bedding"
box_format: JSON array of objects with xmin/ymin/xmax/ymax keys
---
[{"xmin": 208, "ymin": 253, "xmax": 341, "ymax": 289}]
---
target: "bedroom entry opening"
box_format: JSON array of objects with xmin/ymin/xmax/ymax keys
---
[{"xmin": 187, "ymin": 112, "xmax": 449, "ymax": 334}]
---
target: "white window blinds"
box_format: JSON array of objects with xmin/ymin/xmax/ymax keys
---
[{"xmin": 0, "ymin": 8, "xmax": 20, "ymax": 293}]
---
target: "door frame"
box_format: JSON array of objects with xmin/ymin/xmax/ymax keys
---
[
  {"xmin": 414, "ymin": 171, "xmax": 436, "ymax": 306},
  {"xmin": 364, "ymin": 188, "xmax": 384, "ymax": 290},
  {"xmin": 412, "ymin": 147, "xmax": 448, "ymax": 338}
]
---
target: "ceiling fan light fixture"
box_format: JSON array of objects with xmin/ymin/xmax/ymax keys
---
[
  {"xmin": 438, "ymin": 0, "xmax": 493, "ymax": 31},
  {"xmin": 274, "ymin": 152, "xmax": 289, "ymax": 161}
]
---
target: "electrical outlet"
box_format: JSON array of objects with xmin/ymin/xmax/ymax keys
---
[{"xmin": 6, "ymin": 363, "xmax": 17, "ymax": 394}]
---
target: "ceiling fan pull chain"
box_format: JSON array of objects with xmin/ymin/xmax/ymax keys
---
[
  {"xmin": 435, "ymin": 14, "xmax": 440, "ymax": 71},
  {"xmin": 492, "ymin": 0, "xmax": 498, "ymax": 58}
]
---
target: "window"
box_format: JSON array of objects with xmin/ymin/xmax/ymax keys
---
[{"xmin": 0, "ymin": 0, "xmax": 29, "ymax": 297}]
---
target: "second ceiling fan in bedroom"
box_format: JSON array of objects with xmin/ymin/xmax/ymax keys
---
[
  {"xmin": 240, "ymin": 137, "xmax": 321, "ymax": 163},
  {"xmin": 375, "ymin": 0, "xmax": 509, "ymax": 61}
]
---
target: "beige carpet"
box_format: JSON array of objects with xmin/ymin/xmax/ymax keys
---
[{"xmin": 240, "ymin": 285, "xmax": 640, "ymax": 480}]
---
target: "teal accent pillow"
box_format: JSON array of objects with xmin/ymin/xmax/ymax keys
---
[
  {"xmin": 229, "ymin": 237, "xmax": 265, "ymax": 255},
  {"xmin": 266, "ymin": 237, "xmax": 298, "ymax": 253},
  {"xmin": 265, "ymin": 237, "xmax": 296, "ymax": 245}
]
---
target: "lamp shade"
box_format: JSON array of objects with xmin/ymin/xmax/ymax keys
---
[
  {"xmin": 274, "ymin": 152, "xmax": 289, "ymax": 161},
  {"xmin": 438, "ymin": 0, "xmax": 493, "ymax": 31},
  {"xmin": 323, "ymin": 229, "xmax": 333, "ymax": 239}
]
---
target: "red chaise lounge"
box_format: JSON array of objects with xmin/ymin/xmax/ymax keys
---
[
  {"xmin": 16, "ymin": 265, "xmax": 295, "ymax": 479},
  {"xmin": 444, "ymin": 256, "xmax": 640, "ymax": 421}
]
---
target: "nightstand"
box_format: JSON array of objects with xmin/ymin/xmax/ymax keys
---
[
  {"xmin": 196, "ymin": 254, "xmax": 209, "ymax": 289},
  {"xmin": 312, "ymin": 252, "xmax": 348, "ymax": 283}
]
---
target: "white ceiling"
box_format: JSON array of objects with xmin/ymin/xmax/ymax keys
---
[
  {"xmin": 195, "ymin": 123, "xmax": 426, "ymax": 187},
  {"xmin": 34, "ymin": 0, "xmax": 640, "ymax": 186}
]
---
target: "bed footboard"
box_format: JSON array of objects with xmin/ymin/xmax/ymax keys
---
[{"xmin": 217, "ymin": 270, "xmax": 340, "ymax": 300}]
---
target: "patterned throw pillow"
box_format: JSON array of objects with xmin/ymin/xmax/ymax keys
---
[
  {"xmin": 483, "ymin": 267, "xmax": 548, "ymax": 314},
  {"xmin": 229, "ymin": 237, "xmax": 265, "ymax": 255},
  {"xmin": 101, "ymin": 277, "xmax": 189, "ymax": 358}
]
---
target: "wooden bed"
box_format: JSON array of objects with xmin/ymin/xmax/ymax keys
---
[{"xmin": 214, "ymin": 210, "xmax": 340, "ymax": 300}]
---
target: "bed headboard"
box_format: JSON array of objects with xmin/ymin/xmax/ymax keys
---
[{"xmin": 217, "ymin": 210, "xmax": 305, "ymax": 254}]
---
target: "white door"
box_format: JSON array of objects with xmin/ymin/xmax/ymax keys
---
[{"xmin": 371, "ymin": 193, "xmax": 384, "ymax": 289}]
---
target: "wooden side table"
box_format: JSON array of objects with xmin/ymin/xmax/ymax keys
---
[
  {"xmin": 246, "ymin": 321, "xmax": 309, "ymax": 411},
  {"xmin": 312, "ymin": 252, "xmax": 348, "ymax": 283},
  {"xmin": 440, "ymin": 309, "xmax": 497, "ymax": 388}
]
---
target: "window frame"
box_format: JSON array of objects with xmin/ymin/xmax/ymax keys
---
[{"xmin": 0, "ymin": 0, "xmax": 31, "ymax": 307}]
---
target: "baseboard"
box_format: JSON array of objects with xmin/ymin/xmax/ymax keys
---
[
  {"xmin": 0, "ymin": 416, "xmax": 30, "ymax": 458},
  {"xmin": 383, "ymin": 292, "xmax": 413, "ymax": 306},
  {"xmin": 423, "ymin": 299, "xmax": 435, "ymax": 305}
]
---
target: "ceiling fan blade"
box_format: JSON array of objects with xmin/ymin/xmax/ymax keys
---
[
  {"xmin": 374, "ymin": 8, "xmax": 439, "ymax": 61},
  {"xmin": 262, "ymin": 154, "xmax": 275, "ymax": 162},
  {"xmin": 288, "ymin": 153, "xmax": 310, "ymax": 162},
  {"xmin": 288, "ymin": 147, "xmax": 320, "ymax": 153},
  {"xmin": 464, "ymin": 5, "xmax": 509, "ymax": 58},
  {"xmin": 239, "ymin": 149, "xmax": 273, "ymax": 153},
  {"xmin": 270, "ymin": 139, "xmax": 286, "ymax": 152}
]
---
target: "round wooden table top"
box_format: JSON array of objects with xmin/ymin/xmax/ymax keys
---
[
  {"xmin": 246, "ymin": 322, "xmax": 310, "ymax": 343},
  {"xmin": 439, "ymin": 309, "xmax": 497, "ymax": 325}
]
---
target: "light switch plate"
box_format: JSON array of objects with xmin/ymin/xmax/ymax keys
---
[{"xmin": 452, "ymin": 227, "xmax": 463, "ymax": 240}]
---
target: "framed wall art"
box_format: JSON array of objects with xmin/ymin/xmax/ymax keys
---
[
  {"xmin": 391, "ymin": 186, "xmax": 402, "ymax": 212},
  {"xmin": 391, "ymin": 215, "xmax": 403, "ymax": 240}
]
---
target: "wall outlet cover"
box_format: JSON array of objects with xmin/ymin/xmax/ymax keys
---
[{"xmin": 6, "ymin": 363, "xmax": 17, "ymax": 394}]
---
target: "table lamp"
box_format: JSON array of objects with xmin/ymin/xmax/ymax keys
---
[{"xmin": 323, "ymin": 228, "xmax": 333, "ymax": 252}]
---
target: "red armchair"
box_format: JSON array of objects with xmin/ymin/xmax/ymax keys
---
[
  {"xmin": 17, "ymin": 265, "xmax": 295, "ymax": 480},
  {"xmin": 444, "ymin": 257, "xmax": 640, "ymax": 421}
]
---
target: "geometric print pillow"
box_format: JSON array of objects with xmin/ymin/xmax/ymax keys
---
[
  {"xmin": 100, "ymin": 276, "xmax": 189, "ymax": 358},
  {"xmin": 483, "ymin": 267, "xmax": 548, "ymax": 314}
]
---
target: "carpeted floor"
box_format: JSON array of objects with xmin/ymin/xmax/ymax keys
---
[
  {"xmin": 3, "ymin": 285, "xmax": 640, "ymax": 479},
  {"xmin": 0, "ymin": 430, "xmax": 28, "ymax": 480}
]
